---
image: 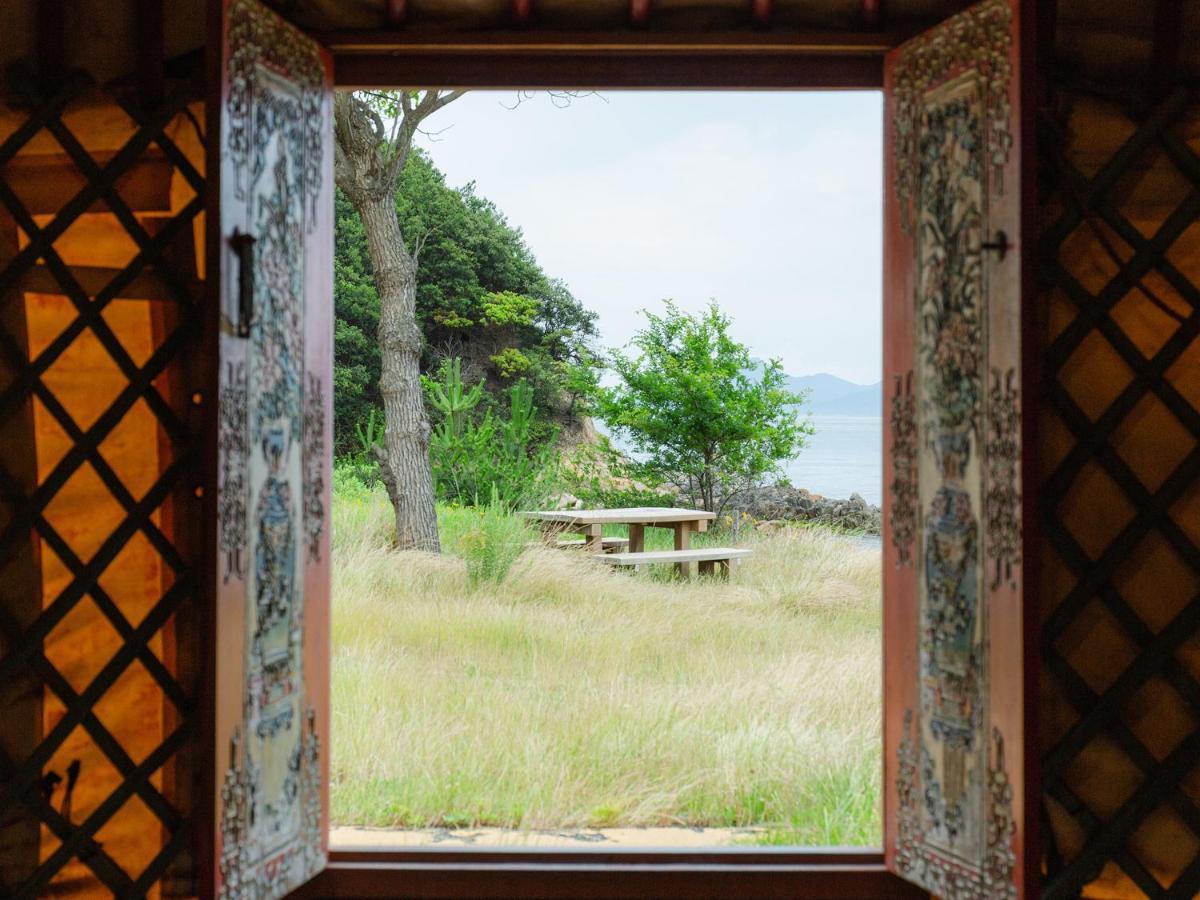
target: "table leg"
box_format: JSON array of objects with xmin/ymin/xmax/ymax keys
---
[
  {"xmin": 674, "ymin": 522, "xmax": 693, "ymax": 579},
  {"xmin": 718, "ymin": 558, "xmax": 731, "ymax": 580},
  {"xmin": 583, "ymin": 523, "xmax": 603, "ymax": 553},
  {"xmin": 628, "ymin": 523, "xmax": 645, "ymax": 553}
]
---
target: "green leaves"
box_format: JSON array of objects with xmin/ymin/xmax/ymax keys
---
[
  {"xmin": 597, "ymin": 301, "xmax": 813, "ymax": 513},
  {"xmin": 424, "ymin": 358, "xmax": 558, "ymax": 510},
  {"xmin": 333, "ymin": 150, "xmax": 600, "ymax": 455},
  {"xmin": 481, "ymin": 291, "xmax": 539, "ymax": 327}
]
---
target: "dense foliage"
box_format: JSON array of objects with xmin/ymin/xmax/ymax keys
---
[
  {"xmin": 597, "ymin": 302, "xmax": 813, "ymax": 514},
  {"xmin": 334, "ymin": 149, "xmax": 599, "ymax": 455},
  {"xmin": 424, "ymin": 358, "xmax": 558, "ymax": 509}
]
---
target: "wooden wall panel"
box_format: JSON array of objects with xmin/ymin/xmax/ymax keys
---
[
  {"xmin": 0, "ymin": 78, "xmax": 206, "ymax": 898},
  {"xmin": 1039, "ymin": 86, "xmax": 1200, "ymax": 900}
]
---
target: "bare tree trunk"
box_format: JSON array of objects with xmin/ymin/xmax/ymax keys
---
[
  {"xmin": 334, "ymin": 90, "xmax": 465, "ymax": 553},
  {"xmin": 358, "ymin": 192, "xmax": 441, "ymax": 551}
]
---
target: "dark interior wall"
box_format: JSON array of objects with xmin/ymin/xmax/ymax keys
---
[
  {"xmin": 0, "ymin": 65, "xmax": 208, "ymax": 896},
  {"xmin": 0, "ymin": 1, "xmax": 204, "ymax": 91},
  {"xmin": 1037, "ymin": 14, "xmax": 1200, "ymax": 896}
]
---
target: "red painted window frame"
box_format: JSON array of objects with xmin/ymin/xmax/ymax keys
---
[{"xmin": 302, "ymin": 34, "xmax": 930, "ymax": 900}]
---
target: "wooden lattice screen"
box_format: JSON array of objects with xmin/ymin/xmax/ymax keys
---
[
  {"xmin": 0, "ymin": 70, "xmax": 205, "ymax": 898},
  {"xmin": 1039, "ymin": 83, "xmax": 1200, "ymax": 899}
]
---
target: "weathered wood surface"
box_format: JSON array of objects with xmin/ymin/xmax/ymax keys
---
[
  {"xmin": 593, "ymin": 548, "xmax": 752, "ymax": 564},
  {"xmin": 524, "ymin": 506, "xmax": 715, "ymax": 564},
  {"xmin": 594, "ymin": 546, "xmax": 751, "ymax": 581},
  {"xmin": 523, "ymin": 507, "xmax": 715, "ymax": 526},
  {"xmin": 555, "ymin": 536, "xmax": 630, "ymax": 552}
]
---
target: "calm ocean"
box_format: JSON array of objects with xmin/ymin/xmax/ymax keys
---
[
  {"xmin": 784, "ymin": 416, "xmax": 882, "ymax": 506},
  {"xmin": 594, "ymin": 414, "xmax": 883, "ymax": 507}
]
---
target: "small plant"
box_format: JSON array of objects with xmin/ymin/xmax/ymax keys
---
[
  {"xmin": 335, "ymin": 408, "xmax": 385, "ymax": 486},
  {"xmin": 440, "ymin": 488, "xmax": 534, "ymax": 585},
  {"xmin": 425, "ymin": 357, "xmax": 559, "ymax": 510},
  {"xmin": 355, "ymin": 408, "xmax": 386, "ymax": 461}
]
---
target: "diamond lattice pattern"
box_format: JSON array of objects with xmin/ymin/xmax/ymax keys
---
[
  {"xmin": 0, "ymin": 74, "xmax": 204, "ymax": 898},
  {"xmin": 1041, "ymin": 88, "xmax": 1200, "ymax": 899}
]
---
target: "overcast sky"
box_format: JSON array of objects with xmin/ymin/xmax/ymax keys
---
[{"xmin": 415, "ymin": 90, "xmax": 883, "ymax": 386}]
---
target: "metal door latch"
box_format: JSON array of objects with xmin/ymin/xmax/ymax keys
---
[
  {"xmin": 231, "ymin": 228, "xmax": 257, "ymax": 338},
  {"xmin": 980, "ymin": 230, "xmax": 1009, "ymax": 261}
]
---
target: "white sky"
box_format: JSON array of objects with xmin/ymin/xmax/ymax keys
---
[{"xmin": 416, "ymin": 90, "xmax": 883, "ymax": 385}]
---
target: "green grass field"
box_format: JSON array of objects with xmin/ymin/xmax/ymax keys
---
[{"xmin": 330, "ymin": 483, "xmax": 882, "ymax": 845}]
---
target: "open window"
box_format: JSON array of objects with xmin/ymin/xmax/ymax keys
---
[
  {"xmin": 208, "ymin": 2, "xmax": 1035, "ymax": 895},
  {"xmin": 216, "ymin": 0, "xmax": 1037, "ymax": 895}
]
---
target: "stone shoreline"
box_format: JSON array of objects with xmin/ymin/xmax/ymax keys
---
[
  {"xmin": 548, "ymin": 480, "xmax": 882, "ymax": 536},
  {"xmin": 732, "ymin": 484, "xmax": 882, "ymax": 535}
]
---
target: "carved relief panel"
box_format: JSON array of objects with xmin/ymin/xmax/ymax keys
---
[
  {"xmin": 882, "ymin": 1, "xmax": 1029, "ymax": 897},
  {"xmin": 213, "ymin": 1, "xmax": 333, "ymax": 896}
]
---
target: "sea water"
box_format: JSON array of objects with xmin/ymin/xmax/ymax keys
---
[
  {"xmin": 784, "ymin": 415, "xmax": 882, "ymax": 506},
  {"xmin": 594, "ymin": 414, "xmax": 883, "ymax": 507}
]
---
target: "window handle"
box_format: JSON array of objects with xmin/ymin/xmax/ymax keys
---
[
  {"xmin": 231, "ymin": 228, "xmax": 257, "ymax": 338},
  {"xmin": 980, "ymin": 229, "xmax": 1009, "ymax": 261}
]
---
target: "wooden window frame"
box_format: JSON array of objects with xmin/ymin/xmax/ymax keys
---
[{"xmin": 301, "ymin": 31, "xmax": 929, "ymax": 900}]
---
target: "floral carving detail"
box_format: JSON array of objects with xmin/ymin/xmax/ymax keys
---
[
  {"xmin": 986, "ymin": 368, "xmax": 1020, "ymax": 590},
  {"xmin": 218, "ymin": 731, "xmax": 255, "ymax": 900},
  {"xmin": 892, "ymin": 0, "xmax": 1013, "ymax": 234},
  {"xmin": 219, "ymin": 361, "xmax": 250, "ymax": 582},
  {"xmin": 889, "ymin": 371, "xmax": 918, "ymax": 566},
  {"xmin": 919, "ymin": 96, "xmax": 985, "ymax": 438},
  {"xmin": 302, "ymin": 372, "xmax": 326, "ymax": 563},
  {"xmin": 299, "ymin": 708, "xmax": 327, "ymax": 877},
  {"xmin": 218, "ymin": 717, "xmax": 324, "ymax": 900},
  {"xmin": 984, "ymin": 729, "xmax": 1017, "ymax": 899},
  {"xmin": 227, "ymin": 0, "xmax": 324, "ymax": 226},
  {"xmin": 895, "ymin": 713, "xmax": 1017, "ymax": 900},
  {"xmin": 915, "ymin": 87, "xmax": 988, "ymax": 866},
  {"xmin": 220, "ymin": 1, "xmax": 326, "ymax": 896}
]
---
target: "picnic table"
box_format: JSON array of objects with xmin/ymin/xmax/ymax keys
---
[{"xmin": 521, "ymin": 506, "xmax": 718, "ymax": 576}]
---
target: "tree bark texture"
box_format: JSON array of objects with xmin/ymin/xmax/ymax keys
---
[
  {"xmin": 357, "ymin": 191, "xmax": 440, "ymax": 551},
  {"xmin": 333, "ymin": 89, "xmax": 445, "ymax": 553}
]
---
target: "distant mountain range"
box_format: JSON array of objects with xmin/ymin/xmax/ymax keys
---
[
  {"xmin": 750, "ymin": 361, "xmax": 882, "ymax": 416},
  {"xmin": 786, "ymin": 372, "xmax": 882, "ymax": 416}
]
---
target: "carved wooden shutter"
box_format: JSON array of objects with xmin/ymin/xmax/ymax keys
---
[
  {"xmin": 212, "ymin": 1, "xmax": 333, "ymax": 896},
  {"xmin": 882, "ymin": 1, "xmax": 1033, "ymax": 897}
]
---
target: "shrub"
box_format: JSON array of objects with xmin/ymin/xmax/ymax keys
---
[
  {"xmin": 575, "ymin": 483, "xmax": 677, "ymax": 510},
  {"xmin": 489, "ymin": 347, "xmax": 532, "ymax": 378},
  {"xmin": 439, "ymin": 494, "xmax": 535, "ymax": 585},
  {"xmin": 334, "ymin": 408, "xmax": 384, "ymax": 487},
  {"xmin": 425, "ymin": 357, "xmax": 559, "ymax": 510}
]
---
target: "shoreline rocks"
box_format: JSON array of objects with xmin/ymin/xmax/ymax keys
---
[{"xmin": 731, "ymin": 485, "xmax": 881, "ymax": 535}]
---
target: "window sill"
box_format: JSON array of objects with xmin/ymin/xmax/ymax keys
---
[{"xmin": 296, "ymin": 847, "xmax": 926, "ymax": 899}]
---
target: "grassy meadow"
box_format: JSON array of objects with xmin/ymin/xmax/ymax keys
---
[{"xmin": 330, "ymin": 480, "xmax": 883, "ymax": 846}]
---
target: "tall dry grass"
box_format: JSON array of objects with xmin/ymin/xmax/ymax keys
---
[{"xmin": 330, "ymin": 485, "xmax": 882, "ymax": 845}]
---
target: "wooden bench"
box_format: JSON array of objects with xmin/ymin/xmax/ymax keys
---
[
  {"xmin": 592, "ymin": 547, "xmax": 752, "ymax": 579},
  {"xmin": 556, "ymin": 536, "xmax": 629, "ymax": 553}
]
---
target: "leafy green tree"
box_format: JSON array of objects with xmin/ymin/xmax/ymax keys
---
[
  {"xmin": 333, "ymin": 150, "xmax": 598, "ymax": 455},
  {"xmin": 597, "ymin": 302, "xmax": 813, "ymax": 514}
]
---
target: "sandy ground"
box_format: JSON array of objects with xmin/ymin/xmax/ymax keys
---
[{"xmin": 330, "ymin": 826, "xmax": 768, "ymax": 848}]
